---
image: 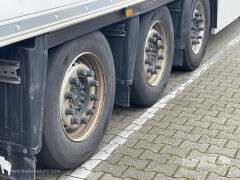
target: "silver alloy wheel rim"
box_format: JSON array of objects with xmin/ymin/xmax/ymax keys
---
[
  {"xmin": 143, "ymin": 21, "xmax": 168, "ymax": 87},
  {"xmin": 191, "ymin": 2, "xmax": 206, "ymax": 54},
  {"xmin": 60, "ymin": 52, "xmax": 104, "ymax": 142}
]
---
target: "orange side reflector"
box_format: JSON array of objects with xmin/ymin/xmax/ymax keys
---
[{"xmin": 125, "ymin": 9, "xmax": 133, "ymax": 17}]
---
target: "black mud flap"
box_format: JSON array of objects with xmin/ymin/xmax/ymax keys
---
[
  {"xmin": 0, "ymin": 149, "xmax": 35, "ymax": 179},
  {"xmin": 0, "ymin": 35, "xmax": 48, "ymax": 179}
]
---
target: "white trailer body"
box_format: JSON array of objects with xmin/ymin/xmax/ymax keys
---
[
  {"xmin": 0, "ymin": 0, "xmax": 146, "ymax": 47},
  {"xmin": 211, "ymin": 0, "xmax": 240, "ymax": 34}
]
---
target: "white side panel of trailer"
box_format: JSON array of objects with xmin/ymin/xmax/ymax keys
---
[
  {"xmin": 0, "ymin": 0, "xmax": 146, "ymax": 47},
  {"xmin": 211, "ymin": 0, "xmax": 240, "ymax": 34},
  {"xmin": 0, "ymin": 0, "xmax": 86, "ymax": 22}
]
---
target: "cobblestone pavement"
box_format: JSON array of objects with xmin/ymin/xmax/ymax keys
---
[{"xmin": 37, "ymin": 18, "xmax": 240, "ymax": 180}]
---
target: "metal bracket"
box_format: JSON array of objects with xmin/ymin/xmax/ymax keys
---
[
  {"xmin": 168, "ymin": 1, "xmax": 182, "ymax": 11},
  {"xmin": 0, "ymin": 59, "xmax": 21, "ymax": 84},
  {"xmin": 102, "ymin": 22, "xmax": 126, "ymax": 37}
]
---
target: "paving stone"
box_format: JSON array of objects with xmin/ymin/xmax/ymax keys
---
[
  {"xmin": 100, "ymin": 173, "xmax": 122, "ymax": 180},
  {"xmin": 121, "ymin": 167, "xmax": 156, "ymax": 180},
  {"xmin": 144, "ymin": 120, "xmax": 170, "ymax": 129},
  {"xmin": 207, "ymin": 145, "xmax": 237, "ymax": 158},
  {"xmin": 198, "ymin": 135, "xmax": 227, "ymax": 147},
  {"xmin": 217, "ymin": 131, "xmax": 240, "ymax": 143},
  {"xmin": 134, "ymin": 139, "xmax": 164, "ymax": 153},
  {"xmin": 154, "ymin": 135, "xmax": 182, "ymax": 147},
  {"xmin": 173, "ymin": 131, "xmax": 201, "ymax": 142},
  {"xmin": 145, "ymin": 162, "xmax": 178, "ymax": 177},
  {"xmin": 139, "ymin": 150, "xmax": 169, "ymax": 164},
  {"xmin": 227, "ymin": 166, "xmax": 240, "ymax": 178},
  {"xmin": 94, "ymin": 161, "xmax": 128, "ymax": 177},
  {"xmin": 186, "ymin": 119, "xmax": 211, "ymax": 129},
  {"xmin": 117, "ymin": 155, "xmax": 149, "ymax": 170},
  {"xmin": 160, "ymin": 115, "xmax": 188, "ymax": 125},
  {"xmin": 208, "ymin": 123, "xmax": 236, "ymax": 133},
  {"xmin": 167, "ymin": 123, "xmax": 193, "ymax": 133},
  {"xmin": 148, "ymin": 127, "xmax": 176, "ymax": 138},
  {"xmin": 113, "ymin": 145, "xmax": 144, "ymax": 159},
  {"xmin": 86, "ymin": 172, "xmax": 105, "ymax": 180},
  {"xmin": 178, "ymin": 112, "xmax": 204, "ymax": 120},
  {"xmin": 106, "ymin": 154, "xmax": 124, "ymax": 165},
  {"xmin": 180, "ymin": 140, "xmax": 209, "ymax": 152},
  {"xmin": 160, "ymin": 145, "xmax": 190, "ymax": 158},
  {"xmin": 154, "ymin": 173, "xmax": 177, "ymax": 180},
  {"xmin": 191, "ymin": 127, "xmax": 219, "ymax": 138},
  {"xmin": 201, "ymin": 115, "xmax": 227, "ymax": 125},
  {"xmin": 130, "ymin": 131, "xmax": 158, "ymax": 143},
  {"xmin": 225, "ymin": 140, "xmax": 240, "ymax": 149},
  {"xmin": 174, "ymin": 167, "xmax": 208, "ymax": 179},
  {"xmin": 207, "ymin": 173, "xmax": 227, "ymax": 180}
]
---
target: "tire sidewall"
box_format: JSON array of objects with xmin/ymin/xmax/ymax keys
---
[
  {"xmin": 133, "ymin": 6, "xmax": 174, "ymax": 106},
  {"xmin": 184, "ymin": 0, "xmax": 210, "ymax": 70},
  {"xmin": 43, "ymin": 31, "xmax": 115, "ymax": 169}
]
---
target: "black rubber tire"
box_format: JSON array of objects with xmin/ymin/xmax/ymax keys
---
[
  {"xmin": 130, "ymin": 6, "xmax": 174, "ymax": 107},
  {"xmin": 182, "ymin": 0, "xmax": 210, "ymax": 71},
  {"xmin": 37, "ymin": 31, "xmax": 115, "ymax": 170}
]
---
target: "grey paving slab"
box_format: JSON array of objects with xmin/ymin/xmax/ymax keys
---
[{"xmin": 37, "ymin": 18, "xmax": 240, "ymax": 180}]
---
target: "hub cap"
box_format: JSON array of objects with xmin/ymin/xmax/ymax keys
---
[
  {"xmin": 191, "ymin": 2, "xmax": 206, "ymax": 54},
  {"xmin": 60, "ymin": 53, "xmax": 104, "ymax": 142},
  {"xmin": 144, "ymin": 21, "xmax": 168, "ymax": 87}
]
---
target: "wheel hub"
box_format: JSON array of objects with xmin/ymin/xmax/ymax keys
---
[
  {"xmin": 144, "ymin": 21, "xmax": 168, "ymax": 87},
  {"xmin": 60, "ymin": 53, "xmax": 104, "ymax": 141},
  {"xmin": 191, "ymin": 2, "xmax": 205, "ymax": 54}
]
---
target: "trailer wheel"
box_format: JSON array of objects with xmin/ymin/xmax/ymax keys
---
[
  {"xmin": 182, "ymin": 0, "xmax": 210, "ymax": 70},
  {"xmin": 131, "ymin": 6, "xmax": 174, "ymax": 106},
  {"xmin": 38, "ymin": 31, "xmax": 115, "ymax": 169}
]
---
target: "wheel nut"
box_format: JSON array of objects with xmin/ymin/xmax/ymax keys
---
[
  {"xmin": 65, "ymin": 108, "xmax": 76, "ymax": 116},
  {"xmin": 145, "ymin": 47, "xmax": 152, "ymax": 53},
  {"xmin": 78, "ymin": 69, "xmax": 88, "ymax": 76},
  {"xmin": 152, "ymin": 70, "xmax": 158, "ymax": 74},
  {"xmin": 158, "ymin": 44, "xmax": 165, "ymax": 49},
  {"xmin": 145, "ymin": 59, "xmax": 152, "ymax": 65},
  {"xmin": 90, "ymin": 80, "xmax": 99, "ymax": 87},
  {"xmin": 192, "ymin": 40, "xmax": 198, "ymax": 45},
  {"xmin": 90, "ymin": 94, "xmax": 100, "ymax": 101},
  {"xmin": 65, "ymin": 92, "xmax": 74, "ymax": 100},
  {"xmin": 149, "ymin": 37, "xmax": 156, "ymax": 43},
  {"xmin": 71, "ymin": 117, "xmax": 81, "ymax": 125},
  {"xmin": 192, "ymin": 17, "xmax": 198, "ymax": 22},
  {"xmin": 156, "ymin": 65, "xmax": 162, "ymax": 70},
  {"xmin": 69, "ymin": 78, "xmax": 80, "ymax": 85},
  {"xmin": 87, "ymin": 71, "xmax": 95, "ymax": 77},
  {"xmin": 81, "ymin": 118, "xmax": 89, "ymax": 124},
  {"xmin": 147, "ymin": 67, "xmax": 154, "ymax": 73},
  {"xmin": 191, "ymin": 27, "xmax": 197, "ymax": 31},
  {"xmin": 153, "ymin": 33, "xmax": 163, "ymax": 40},
  {"xmin": 158, "ymin": 55, "xmax": 164, "ymax": 60},
  {"xmin": 86, "ymin": 108, "xmax": 95, "ymax": 115},
  {"xmin": 192, "ymin": 40, "xmax": 200, "ymax": 45},
  {"xmin": 191, "ymin": 36, "xmax": 196, "ymax": 39},
  {"xmin": 157, "ymin": 35, "xmax": 163, "ymax": 41},
  {"xmin": 195, "ymin": 12, "xmax": 200, "ymax": 17},
  {"xmin": 71, "ymin": 117, "xmax": 89, "ymax": 125}
]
